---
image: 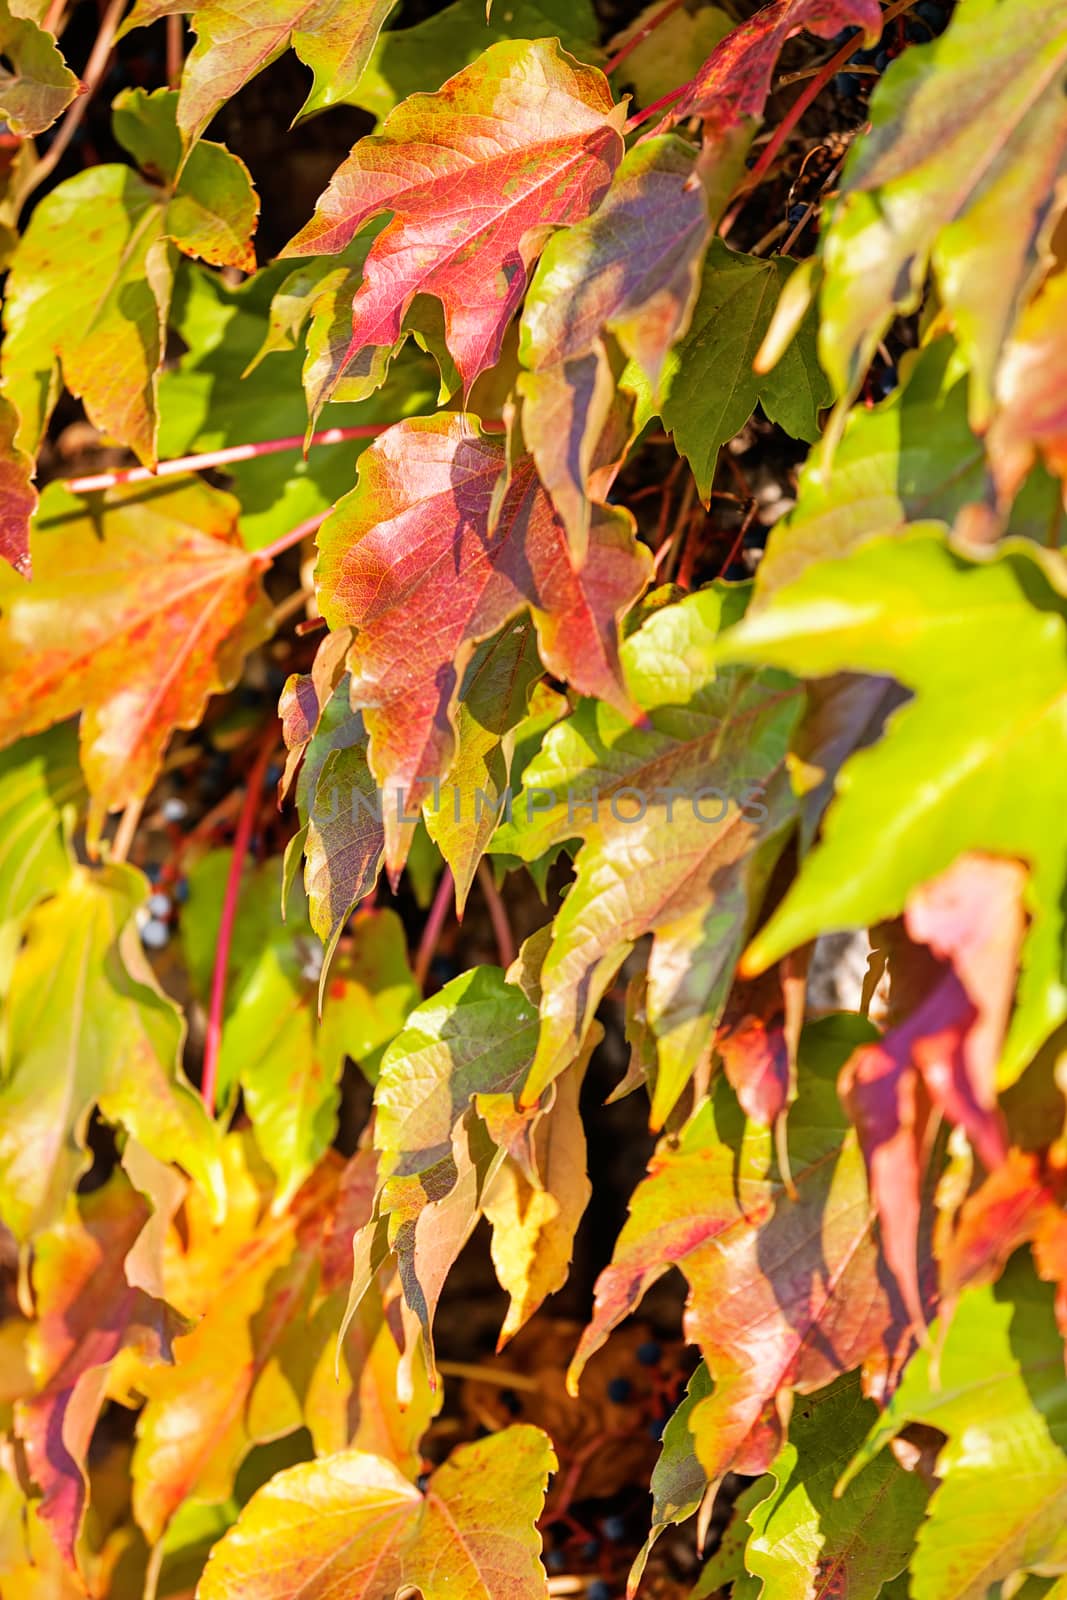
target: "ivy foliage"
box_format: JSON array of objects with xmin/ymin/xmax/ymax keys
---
[{"xmin": 1, "ymin": 0, "xmax": 1067, "ymax": 1595}]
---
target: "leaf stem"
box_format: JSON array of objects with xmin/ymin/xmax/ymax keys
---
[
  {"xmin": 253, "ymin": 510, "xmax": 330, "ymax": 567},
  {"xmin": 61, "ymin": 424, "xmax": 394, "ymax": 495},
  {"xmin": 624, "ymin": 80, "xmax": 689, "ymax": 134},
  {"xmin": 477, "ymin": 859, "xmax": 516, "ymax": 969},
  {"xmin": 19, "ymin": 0, "xmax": 127, "ymax": 208},
  {"xmin": 165, "ymin": 13, "xmax": 183, "ymax": 89},
  {"xmin": 201, "ymin": 727, "xmax": 277, "ymax": 1117},
  {"xmin": 733, "ymin": 0, "xmax": 917, "ymax": 199},
  {"xmin": 414, "ymin": 866, "xmax": 455, "ymax": 992},
  {"xmin": 604, "ymin": 0, "xmax": 688, "ymax": 76}
]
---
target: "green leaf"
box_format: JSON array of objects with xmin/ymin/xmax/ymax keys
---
[
  {"xmin": 3, "ymin": 90, "xmax": 257, "ymax": 464},
  {"xmin": 630, "ymin": 1360, "xmax": 714, "ymax": 1589},
  {"xmin": 0, "ymin": 863, "xmax": 222, "ymax": 1242},
  {"xmin": 844, "ymin": 1255, "xmax": 1067, "ymax": 1599},
  {"xmin": 351, "ymin": 0, "xmax": 600, "ymax": 121},
  {"xmin": 181, "ymin": 853, "xmax": 416, "ymax": 1201},
  {"xmin": 718, "ymin": 531, "xmax": 1067, "ymax": 1085},
  {"xmin": 658, "ymin": 238, "xmax": 829, "ymax": 500},
  {"xmin": 120, "ymin": 0, "xmax": 399, "ymax": 144},
  {"xmin": 813, "ymin": 0, "xmax": 1067, "ymax": 422},
  {"xmin": 744, "ymin": 1371, "xmax": 927, "ymax": 1600},
  {"xmin": 160, "ymin": 261, "xmax": 436, "ymax": 549},
  {"xmin": 754, "ymin": 340, "xmax": 1060, "ymax": 604},
  {"xmin": 0, "ymin": 726, "xmax": 84, "ymax": 984},
  {"xmin": 198, "ymin": 1426, "xmax": 556, "ymax": 1600},
  {"xmin": 347, "ymin": 965, "xmax": 541, "ymax": 1372},
  {"xmin": 495, "ymin": 586, "xmax": 802, "ymax": 1128},
  {"xmin": 0, "ymin": 0, "xmax": 78, "ymax": 137},
  {"xmin": 605, "ymin": 2, "xmax": 731, "ymax": 106}
]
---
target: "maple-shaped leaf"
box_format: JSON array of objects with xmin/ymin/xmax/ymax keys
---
[
  {"xmin": 282, "ymin": 40, "xmax": 626, "ymax": 399},
  {"xmin": 316, "ymin": 413, "xmax": 651, "ymax": 876},
  {"xmin": 663, "ymin": 0, "xmax": 880, "ymax": 191},
  {"xmin": 843, "ymin": 1254, "xmax": 1067, "ymax": 1599},
  {"xmin": 840, "ymin": 853, "xmax": 1020, "ymax": 1331},
  {"xmin": 347, "ymin": 965, "xmax": 540, "ymax": 1376},
  {"xmin": 656, "ymin": 238, "xmax": 828, "ymax": 500},
  {"xmin": 718, "ymin": 531, "xmax": 1067, "ymax": 1086},
  {"xmin": 120, "ymin": 0, "xmax": 397, "ymax": 146},
  {"xmin": 751, "ymin": 339, "xmax": 1062, "ymax": 606},
  {"xmin": 569, "ymin": 1017, "xmax": 917, "ymax": 1485},
  {"xmin": 743, "ymin": 1371, "xmax": 928, "ymax": 1600},
  {"xmin": 806, "ymin": 0, "xmax": 1067, "ymax": 422},
  {"xmin": 198, "ymin": 1425, "xmax": 555, "ymax": 1600},
  {"xmin": 0, "ymin": 479, "xmax": 270, "ymax": 842},
  {"xmin": 629, "ymin": 1362, "xmax": 714, "ymax": 1591},
  {"xmin": 3, "ymin": 88, "xmax": 258, "ymax": 465},
  {"xmin": 494, "ymin": 585, "xmax": 802, "ymax": 1129},
  {"xmin": 131, "ymin": 1137, "xmax": 431, "ymax": 1541},
  {"xmin": 0, "ymin": 0, "xmax": 78, "ymax": 137},
  {"xmin": 0, "ymin": 726, "xmax": 83, "ymax": 979},
  {"xmin": 517, "ymin": 135, "xmax": 708, "ymax": 548},
  {"xmin": 351, "ymin": 0, "xmax": 600, "ymax": 124},
  {"xmin": 0, "ymin": 863, "xmax": 222, "ymax": 1243},
  {"xmin": 15, "ymin": 1172, "xmax": 188, "ymax": 1569},
  {"xmin": 0, "ymin": 390, "xmax": 36, "ymax": 577},
  {"xmin": 181, "ymin": 852, "xmax": 417, "ymax": 1201}
]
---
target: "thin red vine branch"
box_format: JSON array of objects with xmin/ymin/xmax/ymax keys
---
[
  {"xmin": 414, "ymin": 867, "xmax": 456, "ymax": 992},
  {"xmin": 604, "ymin": 0, "xmax": 688, "ymax": 76},
  {"xmin": 20, "ymin": 0, "xmax": 127, "ymax": 206},
  {"xmin": 62, "ymin": 424, "xmax": 395, "ymax": 495},
  {"xmin": 254, "ymin": 510, "xmax": 330, "ymax": 567},
  {"xmin": 477, "ymin": 859, "xmax": 516, "ymax": 969},
  {"xmin": 201, "ymin": 728, "xmax": 278, "ymax": 1117}
]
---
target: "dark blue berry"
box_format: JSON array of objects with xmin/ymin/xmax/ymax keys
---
[
  {"xmin": 607, "ymin": 1376, "xmax": 632, "ymax": 1404},
  {"xmin": 416, "ymin": 1472, "xmax": 430, "ymax": 1492},
  {"xmin": 874, "ymin": 48, "xmax": 890, "ymax": 71},
  {"xmin": 174, "ymin": 877, "xmax": 190, "ymax": 904},
  {"xmin": 265, "ymin": 762, "xmax": 283, "ymax": 788},
  {"xmin": 787, "ymin": 203, "xmax": 808, "ymax": 225},
  {"xmin": 636, "ymin": 1340, "xmax": 662, "ymax": 1367},
  {"xmin": 647, "ymin": 1416, "xmax": 666, "ymax": 1441},
  {"xmin": 146, "ymin": 863, "xmax": 162, "ymax": 884},
  {"xmin": 835, "ymin": 72, "xmax": 861, "ymax": 98},
  {"xmin": 829, "ymin": 25, "xmax": 859, "ymax": 46},
  {"xmin": 581, "ymin": 1539, "xmax": 599, "ymax": 1561},
  {"xmin": 162, "ymin": 796, "xmax": 188, "ymax": 823},
  {"xmin": 849, "ymin": 45, "xmax": 875, "ymax": 64},
  {"xmin": 499, "ymin": 1388, "xmax": 522, "ymax": 1416},
  {"xmin": 545, "ymin": 1550, "xmax": 567, "ymax": 1573},
  {"xmin": 588, "ymin": 1583, "xmax": 612, "ymax": 1600},
  {"xmin": 871, "ymin": 366, "xmax": 898, "ymax": 399},
  {"xmin": 916, "ymin": 0, "xmax": 946, "ymax": 23},
  {"xmin": 141, "ymin": 917, "xmax": 169, "ymax": 951},
  {"xmin": 602, "ymin": 1515, "xmax": 626, "ymax": 1543}
]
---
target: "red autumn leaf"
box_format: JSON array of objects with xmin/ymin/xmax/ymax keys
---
[
  {"xmin": 15, "ymin": 1172, "xmax": 187, "ymax": 1570},
  {"xmin": 316, "ymin": 413, "xmax": 651, "ymax": 875},
  {"xmin": 0, "ymin": 393, "xmax": 36, "ymax": 578},
  {"xmin": 939, "ymin": 1146, "xmax": 1067, "ymax": 1345},
  {"xmin": 0, "ymin": 480, "xmax": 272, "ymax": 844},
  {"xmin": 569, "ymin": 1017, "xmax": 917, "ymax": 1484},
  {"xmin": 282, "ymin": 38, "xmax": 626, "ymax": 402},
  {"xmin": 665, "ymin": 0, "xmax": 881, "ymax": 152},
  {"xmin": 715, "ymin": 968, "xmax": 791, "ymax": 1126},
  {"xmin": 840, "ymin": 853, "xmax": 1021, "ymax": 1331}
]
